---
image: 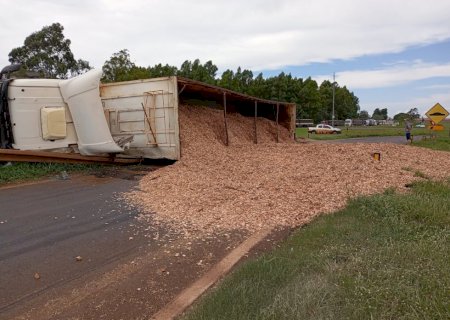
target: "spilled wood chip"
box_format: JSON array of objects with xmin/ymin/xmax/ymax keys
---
[{"xmin": 126, "ymin": 105, "xmax": 450, "ymax": 235}]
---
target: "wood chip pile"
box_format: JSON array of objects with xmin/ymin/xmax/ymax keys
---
[{"xmin": 127, "ymin": 105, "xmax": 450, "ymax": 234}]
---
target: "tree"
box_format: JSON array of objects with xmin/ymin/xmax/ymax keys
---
[
  {"xmin": 297, "ymin": 77, "xmax": 320, "ymax": 121},
  {"xmin": 407, "ymin": 107, "xmax": 420, "ymax": 119},
  {"xmin": 148, "ymin": 63, "xmax": 178, "ymax": 78},
  {"xmin": 102, "ymin": 51, "xmax": 178, "ymax": 82},
  {"xmin": 335, "ymin": 86, "xmax": 359, "ymax": 120},
  {"xmin": 394, "ymin": 108, "xmax": 420, "ymax": 122},
  {"xmin": 8, "ymin": 23, "xmax": 90, "ymax": 79},
  {"xmin": 178, "ymin": 59, "xmax": 217, "ymax": 84},
  {"xmin": 318, "ymin": 80, "xmax": 334, "ymax": 121},
  {"xmin": 393, "ymin": 112, "xmax": 409, "ymax": 122},
  {"xmin": 97, "ymin": 53, "xmax": 363, "ymax": 124},
  {"xmin": 102, "ymin": 49, "xmax": 138, "ymax": 82},
  {"xmin": 248, "ymin": 72, "xmax": 268, "ymax": 98},
  {"xmin": 359, "ymin": 110, "xmax": 370, "ymax": 120},
  {"xmin": 372, "ymin": 108, "xmax": 388, "ymax": 120},
  {"xmin": 217, "ymin": 69, "xmax": 235, "ymax": 90},
  {"xmin": 234, "ymin": 67, "xmax": 254, "ymax": 94}
]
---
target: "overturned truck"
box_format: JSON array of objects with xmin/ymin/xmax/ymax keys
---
[{"xmin": 0, "ymin": 68, "xmax": 296, "ymax": 163}]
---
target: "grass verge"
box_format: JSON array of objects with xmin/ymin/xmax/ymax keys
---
[
  {"xmin": 414, "ymin": 135, "xmax": 450, "ymax": 152},
  {"xmin": 183, "ymin": 179, "xmax": 450, "ymax": 320},
  {"xmin": 0, "ymin": 162, "xmax": 100, "ymax": 185}
]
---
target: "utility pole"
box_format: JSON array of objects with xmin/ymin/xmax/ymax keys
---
[{"xmin": 332, "ymin": 72, "xmax": 335, "ymax": 126}]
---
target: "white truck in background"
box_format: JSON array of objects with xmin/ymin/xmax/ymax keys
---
[{"xmin": 344, "ymin": 119, "xmax": 352, "ymax": 127}]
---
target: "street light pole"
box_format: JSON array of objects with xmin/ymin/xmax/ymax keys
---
[{"xmin": 332, "ymin": 72, "xmax": 335, "ymax": 126}]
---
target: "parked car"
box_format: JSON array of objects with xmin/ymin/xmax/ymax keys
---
[
  {"xmin": 308, "ymin": 124, "xmax": 342, "ymax": 134},
  {"xmin": 415, "ymin": 123, "xmax": 425, "ymax": 128}
]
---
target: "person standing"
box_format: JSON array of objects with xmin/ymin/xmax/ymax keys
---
[{"xmin": 405, "ymin": 120, "xmax": 412, "ymax": 144}]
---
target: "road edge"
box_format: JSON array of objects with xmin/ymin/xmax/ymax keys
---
[{"xmin": 151, "ymin": 227, "xmax": 272, "ymax": 320}]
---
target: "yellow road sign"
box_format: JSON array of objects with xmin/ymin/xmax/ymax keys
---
[
  {"xmin": 425, "ymin": 103, "xmax": 449, "ymax": 124},
  {"xmin": 429, "ymin": 124, "xmax": 445, "ymax": 131}
]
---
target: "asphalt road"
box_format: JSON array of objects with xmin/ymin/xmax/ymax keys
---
[
  {"xmin": 0, "ymin": 173, "xmax": 154, "ymax": 316},
  {"xmin": 0, "ymin": 169, "xmax": 246, "ymax": 320},
  {"xmin": 315, "ymin": 135, "xmax": 424, "ymax": 144}
]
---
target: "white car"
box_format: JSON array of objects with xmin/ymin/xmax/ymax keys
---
[{"xmin": 308, "ymin": 124, "xmax": 342, "ymax": 134}]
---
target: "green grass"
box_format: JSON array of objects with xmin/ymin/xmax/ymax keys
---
[
  {"xmin": 183, "ymin": 180, "xmax": 450, "ymax": 320},
  {"xmin": 0, "ymin": 162, "xmax": 100, "ymax": 185},
  {"xmin": 415, "ymin": 135, "xmax": 450, "ymax": 152},
  {"xmin": 296, "ymin": 125, "xmax": 432, "ymax": 140},
  {"xmin": 413, "ymin": 121, "xmax": 450, "ymax": 151}
]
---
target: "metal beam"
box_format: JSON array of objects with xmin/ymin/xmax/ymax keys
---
[
  {"xmin": 276, "ymin": 103, "xmax": 279, "ymax": 143},
  {"xmin": 178, "ymin": 84, "xmax": 186, "ymax": 95},
  {"xmin": 0, "ymin": 149, "xmax": 141, "ymax": 165},
  {"xmin": 141, "ymin": 103, "xmax": 158, "ymax": 145}
]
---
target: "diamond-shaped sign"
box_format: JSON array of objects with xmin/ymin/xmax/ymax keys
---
[{"xmin": 425, "ymin": 103, "xmax": 449, "ymax": 124}]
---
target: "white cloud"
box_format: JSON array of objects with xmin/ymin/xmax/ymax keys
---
[
  {"xmin": 413, "ymin": 93, "xmax": 450, "ymax": 115},
  {"xmin": 314, "ymin": 61, "xmax": 450, "ymax": 89},
  {"xmin": 354, "ymin": 74, "xmax": 450, "ymax": 116},
  {"xmin": 2, "ymin": 0, "xmax": 450, "ymax": 70},
  {"xmin": 365, "ymin": 91, "xmax": 450, "ymax": 117},
  {"xmin": 3, "ymin": 0, "xmax": 450, "ymax": 119},
  {"xmin": 419, "ymin": 84, "xmax": 450, "ymax": 91},
  {"xmin": 312, "ymin": 60, "xmax": 450, "ymax": 117}
]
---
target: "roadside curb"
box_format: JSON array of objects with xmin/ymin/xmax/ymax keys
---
[{"xmin": 151, "ymin": 228, "xmax": 273, "ymax": 320}]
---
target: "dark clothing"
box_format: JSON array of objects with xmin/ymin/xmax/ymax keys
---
[{"xmin": 405, "ymin": 122, "xmax": 412, "ymax": 141}]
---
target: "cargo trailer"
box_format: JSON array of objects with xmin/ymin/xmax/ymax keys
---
[{"xmin": 0, "ymin": 68, "xmax": 296, "ymax": 162}]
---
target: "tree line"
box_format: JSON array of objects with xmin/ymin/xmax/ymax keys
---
[
  {"xmin": 101, "ymin": 49, "xmax": 361, "ymax": 123},
  {"xmin": 7, "ymin": 22, "xmax": 362, "ymax": 123}
]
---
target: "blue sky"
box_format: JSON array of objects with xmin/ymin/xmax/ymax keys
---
[
  {"xmin": 263, "ymin": 40, "xmax": 450, "ymax": 117},
  {"xmin": 1, "ymin": 0, "xmax": 450, "ymax": 118}
]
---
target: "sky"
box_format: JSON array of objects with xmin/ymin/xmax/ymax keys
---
[{"xmin": 1, "ymin": 0, "xmax": 450, "ymax": 118}]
